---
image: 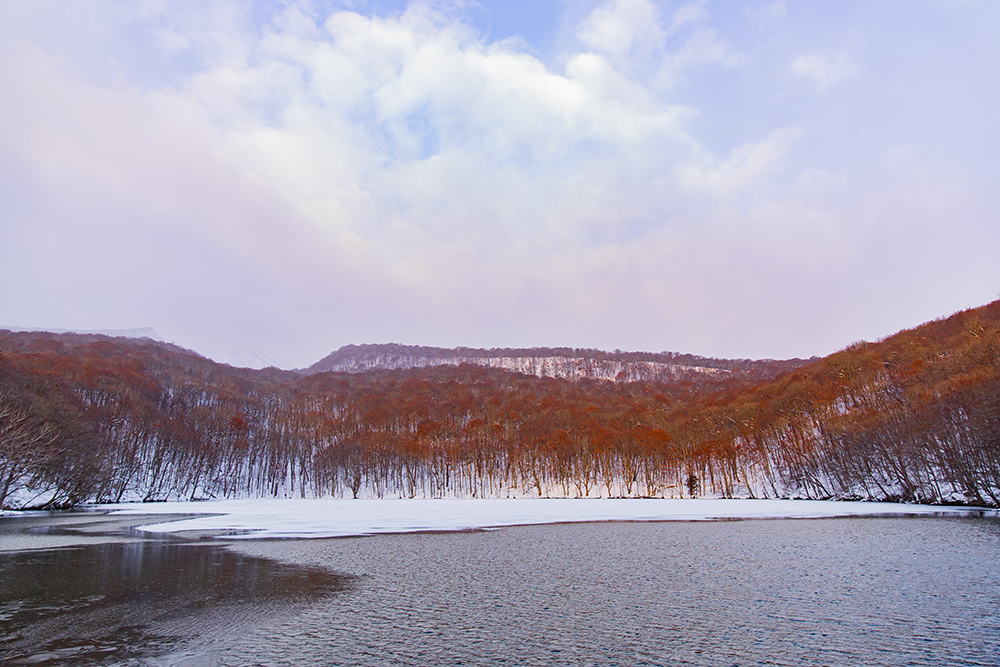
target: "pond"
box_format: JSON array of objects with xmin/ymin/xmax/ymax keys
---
[{"xmin": 2, "ymin": 514, "xmax": 998, "ymax": 666}]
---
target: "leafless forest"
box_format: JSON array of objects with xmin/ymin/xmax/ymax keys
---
[{"xmin": 1, "ymin": 301, "xmax": 998, "ymax": 509}]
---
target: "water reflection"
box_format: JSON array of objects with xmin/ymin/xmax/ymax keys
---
[{"xmin": 0, "ymin": 540, "xmax": 351, "ymax": 666}]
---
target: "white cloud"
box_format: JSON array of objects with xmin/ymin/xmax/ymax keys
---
[
  {"xmin": 0, "ymin": 1, "xmax": 858, "ymax": 363},
  {"xmin": 674, "ymin": 128, "xmax": 801, "ymax": 197},
  {"xmin": 2, "ymin": 1, "xmax": 996, "ymax": 366},
  {"xmin": 576, "ymin": 0, "xmax": 665, "ymax": 60},
  {"xmin": 653, "ymin": 26, "xmax": 742, "ymax": 88},
  {"xmin": 575, "ymin": 0, "xmax": 738, "ymax": 86},
  {"xmin": 667, "ymin": 0, "xmax": 708, "ymax": 35},
  {"xmin": 789, "ymin": 51, "xmax": 861, "ymax": 93},
  {"xmin": 177, "ymin": 2, "xmax": 729, "ymax": 256}
]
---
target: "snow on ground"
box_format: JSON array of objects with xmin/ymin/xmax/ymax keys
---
[{"xmin": 102, "ymin": 498, "xmax": 1000, "ymax": 540}]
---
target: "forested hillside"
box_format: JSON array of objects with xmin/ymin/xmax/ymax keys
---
[{"xmin": 1, "ymin": 300, "xmax": 998, "ymax": 509}]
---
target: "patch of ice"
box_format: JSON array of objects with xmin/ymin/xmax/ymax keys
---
[{"xmin": 101, "ymin": 498, "xmax": 1000, "ymax": 540}]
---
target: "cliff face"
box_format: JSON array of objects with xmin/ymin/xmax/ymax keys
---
[
  {"xmin": 303, "ymin": 343, "xmax": 804, "ymax": 383},
  {"xmin": 308, "ymin": 352, "xmax": 725, "ymax": 383}
]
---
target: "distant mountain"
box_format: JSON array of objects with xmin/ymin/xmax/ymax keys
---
[
  {"xmin": 302, "ymin": 343, "xmax": 809, "ymax": 384},
  {"xmin": 0, "ymin": 326, "xmax": 162, "ymax": 341},
  {"xmin": 213, "ymin": 349, "xmax": 282, "ymax": 370}
]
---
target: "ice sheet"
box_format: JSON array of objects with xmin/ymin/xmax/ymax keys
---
[{"xmin": 101, "ymin": 498, "xmax": 1000, "ymax": 539}]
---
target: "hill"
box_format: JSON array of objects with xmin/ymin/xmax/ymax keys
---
[{"xmin": 0, "ymin": 300, "xmax": 997, "ymax": 508}]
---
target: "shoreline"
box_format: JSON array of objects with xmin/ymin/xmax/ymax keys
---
[
  {"xmin": 0, "ymin": 512, "xmax": 212, "ymax": 552},
  {"xmin": 2, "ymin": 498, "xmax": 997, "ymax": 551},
  {"xmin": 75, "ymin": 497, "xmax": 1000, "ymax": 540}
]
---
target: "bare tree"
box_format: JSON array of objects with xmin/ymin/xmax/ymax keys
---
[{"xmin": 0, "ymin": 397, "xmax": 59, "ymax": 508}]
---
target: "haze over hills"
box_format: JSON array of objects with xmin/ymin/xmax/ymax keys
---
[
  {"xmin": 0, "ymin": 326, "xmax": 163, "ymax": 341},
  {"xmin": 0, "ymin": 326, "xmax": 811, "ymax": 381},
  {"xmin": 303, "ymin": 343, "xmax": 811, "ymax": 383}
]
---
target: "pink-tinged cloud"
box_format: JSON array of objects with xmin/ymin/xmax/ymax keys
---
[{"xmin": 1, "ymin": 0, "xmax": 998, "ymax": 368}]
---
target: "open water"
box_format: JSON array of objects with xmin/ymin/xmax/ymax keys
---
[{"xmin": 1, "ymin": 515, "xmax": 999, "ymax": 666}]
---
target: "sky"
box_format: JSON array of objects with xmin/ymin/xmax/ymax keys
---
[{"xmin": 1, "ymin": 0, "xmax": 998, "ymax": 369}]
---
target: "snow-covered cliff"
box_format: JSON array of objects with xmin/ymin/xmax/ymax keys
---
[{"xmin": 301, "ymin": 343, "xmax": 805, "ymax": 383}]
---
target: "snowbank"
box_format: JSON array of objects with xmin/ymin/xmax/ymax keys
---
[{"xmin": 103, "ymin": 498, "xmax": 999, "ymax": 540}]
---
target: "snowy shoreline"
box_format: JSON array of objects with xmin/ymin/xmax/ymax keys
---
[{"xmin": 88, "ymin": 497, "xmax": 1000, "ymax": 540}]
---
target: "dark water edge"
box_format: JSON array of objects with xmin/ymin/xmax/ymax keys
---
[
  {"xmin": 2, "ymin": 516, "xmax": 1000, "ymax": 666},
  {"xmin": 0, "ymin": 520, "xmax": 352, "ymax": 666}
]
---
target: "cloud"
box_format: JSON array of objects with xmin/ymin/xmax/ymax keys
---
[
  {"xmin": 2, "ymin": 1, "xmax": 770, "ymax": 362},
  {"xmin": 653, "ymin": 26, "xmax": 742, "ymax": 88},
  {"xmin": 575, "ymin": 0, "xmax": 739, "ymax": 86},
  {"xmin": 1, "ymin": 1, "xmax": 996, "ymax": 367},
  {"xmin": 666, "ymin": 0, "xmax": 709, "ymax": 35},
  {"xmin": 0, "ymin": 1, "xmax": 882, "ymax": 364},
  {"xmin": 789, "ymin": 51, "xmax": 861, "ymax": 93},
  {"xmin": 576, "ymin": 0, "xmax": 665, "ymax": 60},
  {"xmin": 674, "ymin": 128, "xmax": 801, "ymax": 198},
  {"xmin": 182, "ymin": 2, "xmax": 728, "ymax": 255}
]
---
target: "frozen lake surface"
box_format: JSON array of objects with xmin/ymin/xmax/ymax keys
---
[
  {"xmin": 103, "ymin": 497, "xmax": 999, "ymax": 539},
  {"xmin": 1, "ymin": 504, "xmax": 999, "ymax": 665}
]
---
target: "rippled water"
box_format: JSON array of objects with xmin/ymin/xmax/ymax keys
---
[
  {"xmin": 3, "ymin": 516, "xmax": 999, "ymax": 666},
  {"xmin": 0, "ymin": 537, "xmax": 349, "ymax": 666}
]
